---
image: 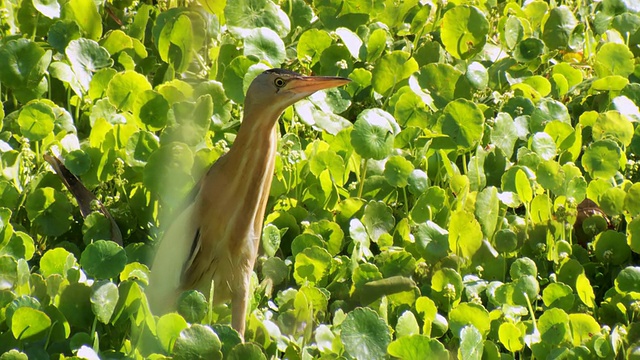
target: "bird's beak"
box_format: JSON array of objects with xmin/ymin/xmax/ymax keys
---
[{"xmin": 287, "ymin": 75, "xmax": 351, "ymax": 93}]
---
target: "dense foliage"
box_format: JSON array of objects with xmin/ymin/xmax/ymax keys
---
[{"xmin": 1, "ymin": 0, "xmax": 640, "ymax": 358}]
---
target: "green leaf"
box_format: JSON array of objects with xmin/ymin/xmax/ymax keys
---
[
  {"xmin": 90, "ymin": 280, "xmax": 119, "ymax": 324},
  {"xmin": 600, "ymin": 187, "xmax": 626, "ymax": 216},
  {"xmin": 591, "ymin": 75, "xmax": 629, "ymax": 91},
  {"xmin": 47, "ymin": 20, "xmax": 81, "ymax": 53},
  {"xmin": 367, "ymin": 28, "xmax": 388, "ymax": 63},
  {"xmin": 222, "ymin": 56, "xmax": 258, "ymax": 103},
  {"xmin": 494, "ymin": 229, "xmax": 517, "ymax": 253},
  {"xmin": 80, "ymin": 240, "xmax": 127, "ymax": 279},
  {"xmin": 159, "ymin": 14, "xmax": 194, "ymax": 73},
  {"xmin": 106, "ymin": 70, "xmax": 152, "ymax": 112},
  {"xmin": 542, "ymin": 6, "xmax": 577, "ymax": 50},
  {"xmin": 569, "ymin": 313, "xmax": 600, "ymax": 346},
  {"xmin": 449, "ymin": 210, "xmax": 483, "ymax": 260},
  {"xmin": 0, "ymin": 39, "xmax": 47, "ymax": 93},
  {"xmin": 225, "ymin": 0, "xmax": 290, "ymax": 38},
  {"xmin": 143, "ymin": 142, "xmax": 195, "ymax": 204},
  {"xmin": 514, "ymin": 38, "xmax": 545, "ymax": 62},
  {"xmin": 82, "ymin": 212, "xmax": 112, "ymax": 244},
  {"xmin": 530, "ymin": 132, "xmax": 557, "ymax": 161},
  {"xmin": 0, "ymin": 255, "xmax": 17, "ymax": 291},
  {"xmin": 26, "ymin": 187, "xmax": 72, "ymax": 237},
  {"xmin": 396, "ymin": 310, "xmax": 419, "ymax": 337},
  {"xmin": 40, "ymin": 247, "xmax": 76, "ymax": 278},
  {"xmin": 372, "ymin": 51, "xmax": 418, "ymax": 96},
  {"xmin": 515, "ymin": 169, "xmax": 532, "ymax": 203},
  {"xmin": 441, "ymin": 6, "xmax": 489, "ymax": 59},
  {"xmin": 61, "ymin": 0, "xmax": 102, "ymax": 40},
  {"xmin": 384, "ymin": 155, "xmax": 414, "ymax": 188},
  {"xmin": 133, "ymin": 90, "xmax": 170, "ymax": 131},
  {"xmin": 538, "ymin": 308, "xmax": 571, "ymax": 346},
  {"xmin": 362, "ymin": 201, "xmax": 395, "ymax": 242},
  {"xmin": 341, "ymin": 307, "xmax": 391, "ymax": 360},
  {"xmin": 625, "ymin": 183, "xmax": 640, "ymax": 217},
  {"xmin": 157, "ymin": 313, "xmax": 189, "ymax": 353},
  {"xmin": 531, "ymin": 98, "xmax": 570, "ymax": 133},
  {"xmin": 350, "ymin": 109, "xmax": 397, "ymax": 160},
  {"xmin": 509, "ymin": 257, "xmax": 537, "ymax": 279},
  {"xmin": 592, "ymin": 111, "xmax": 634, "ymax": 147},
  {"xmin": 173, "ymin": 324, "xmax": 223, "ymax": 360},
  {"xmin": 594, "ymin": 42, "xmax": 635, "ymax": 78},
  {"xmin": 11, "ymin": 307, "xmax": 51, "ymax": 341},
  {"xmin": 542, "ymin": 282, "xmax": 575, "ymax": 311},
  {"xmin": 414, "ymin": 221, "xmax": 449, "ymax": 263},
  {"xmin": 431, "ymin": 268, "xmax": 463, "ymax": 308},
  {"xmin": 466, "ymin": 62, "xmax": 488, "ymax": 89},
  {"xmin": 297, "ymin": 29, "xmax": 332, "ymax": 66},
  {"xmin": 293, "ymin": 246, "xmax": 332, "ymax": 286},
  {"xmin": 537, "ymin": 160, "xmax": 564, "ymax": 194},
  {"xmin": 593, "ymin": 230, "xmax": 630, "ymax": 265},
  {"xmin": 581, "ymin": 140, "xmax": 622, "ymax": 179},
  {"xmin": 498, "ymin": 322, "xmax": 524, "ymax": 352},
  {"xmin": 33, "ymin": 0, "xmax": 60, "ymax": 19},
  {"xmin": 243, "ymin": 28, "xmax": 286, "ymax": 67},
  {"xmin": 335, "ymin": 27, "xmax": 363, "ymax": 60},
  {"xmin": 449, "ymin": 303, "xmax": 490, "ymax": 338},
  {"xmin": 261, "ymin": 224, "xmax": 281, "ymax": 257},
  {"xmin": 475, "ymin": 186, "xmax": 499, "ymax": 238},
  {"xmin": 616, "ymin": 266, "xmax": 640, "ymax": 293},
  {"xmin": 66, "ymin": 38, "xmax": 113, "ymax": 91},
  {"xmin": 18, "ymin": 101, "xmax": 55, "ymax": 141},
  {"xmin": 178, "ymin": 290, "xmax": 208, "ymax": 323},
  {"xmin": 459, "ymin": 325, "xmax": 483, "ymax": 360},
  {"xmin": 504, "ymin": 16, "xmax": 523, "ymax": 49},
  {"xmin": 0, "ymin": 350, "xmax": 28, "ymax": 360},
  {"xmin": 387, "ymin": 335, "xmax": 448, "ymax": 360},
  {"xmin": 59, "ymin": 283, "xmax": 93, "ymax": 328},
  {"xmin": 415, "ymin": 63, "xmax": 472, "ymax": 109},
  {"xmin": 438, "ymin": 99, "xmax": 485, "ymax": 152},
  {"xmin": 228, "ymin": 343, "xmax": 267, "ymax": 360}
]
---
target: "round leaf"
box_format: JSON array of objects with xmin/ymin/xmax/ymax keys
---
[
  {"xmin": 243, "ymin": 28, "xmax": 286, "ymax": 67},
  {"xmin": 173, "ymin": 324, "xmax": 222, "ymax": 360},
  {"xmin": 439, "ymin": 99, "xmax": 485, "ymax": 152},
  {"xmin": 341, "ymin": 307, "xmax": 391, "ymax": 360},
  {"xmin": 441, "ymin": 6, "xmax": 489, "ymax": 59},
  {"xmin": 11, "ymin": 307, "xmax": 51, "ymax": 341},
  {"xmin": 157, "ymin": 313, "xmax": 189, "ymax": 353},
  {"xmin": 350, "ymin": 109, "xmax": 397, "ymax": 160},
  {"xmin": 106, "ymin": 70, "xmax": 152, "ymax": 112},
  {"xmin": 581, "ymin": 140, "xmax": 622, "ymax": 179},
  {"xmin": 372, "ymin": 51, "xmax": 418, "ymax": 96},
  {"xmin": 25, "ymin": 187, "xmax": 72, "ymax": 237},
  {"xmin": 80, "ymin": 240, "xmax": 127, "ymax": 279},
  {"xmin": 225, "ymin": 0, "xmax": 290, "ymax": 38},
  {"xmin": 18, "ymin": 101, "xmax": 55, "ymax": 141},
  {"xmin": 90, "ymin": 280, "xmax": 119, "ymax": 324},
  {"xmin": 448, "ymin": 302, "xmax": 490, "ymax": 338},
  {"xmin": 594, "ymin": 42, "xmax": 635, "ymax": 78}
]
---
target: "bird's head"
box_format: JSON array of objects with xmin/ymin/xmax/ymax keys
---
[{"xmin": 244, "ymin": 68, "xmax": 351, "ymax": 115}]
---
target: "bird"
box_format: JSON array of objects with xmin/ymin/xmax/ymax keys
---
[{"xmin": 147, "ymin": 68, "xmax": 351, "ymax": 337}]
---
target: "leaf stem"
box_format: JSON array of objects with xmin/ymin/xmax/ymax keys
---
[
  {"xmin": 31, "ymin": 12, "xmax": 39, "ymax": 41},
  {"xmin": 357, "ymin": 158, "xmax": 368, "ymax": 198}
]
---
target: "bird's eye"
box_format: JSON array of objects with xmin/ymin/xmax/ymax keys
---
[{"xmin": 274, "ymin": 78, "xmax": 286, "ymax": 88}]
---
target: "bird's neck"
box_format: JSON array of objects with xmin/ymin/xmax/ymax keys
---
[{"xmin": 229, "ymin": 104, "xmax": 281, "ymax": 158}]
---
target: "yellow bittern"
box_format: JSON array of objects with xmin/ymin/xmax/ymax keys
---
[{"xmin": 148, "ymin": 69, "xmax": 350, "ymax": 336}]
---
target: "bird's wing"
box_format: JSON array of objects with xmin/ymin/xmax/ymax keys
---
[{"xmin": 147, "ymin": 196, "xmax": 201, "ymax": 313}]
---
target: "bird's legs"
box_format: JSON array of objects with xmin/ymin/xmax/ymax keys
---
[{"xmin": 231, "ymin": 272, "xmax": 250, "ymax": 338}]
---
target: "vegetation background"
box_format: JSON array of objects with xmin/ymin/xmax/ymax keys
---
[{"xmin": 1, "ymin": 0, "xmax": 640, "ymax": 358}]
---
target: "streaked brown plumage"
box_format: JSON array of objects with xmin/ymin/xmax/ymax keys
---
[{"xmin": 148, "ymin": 69, "xmax": 350, "ymax": 336}]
